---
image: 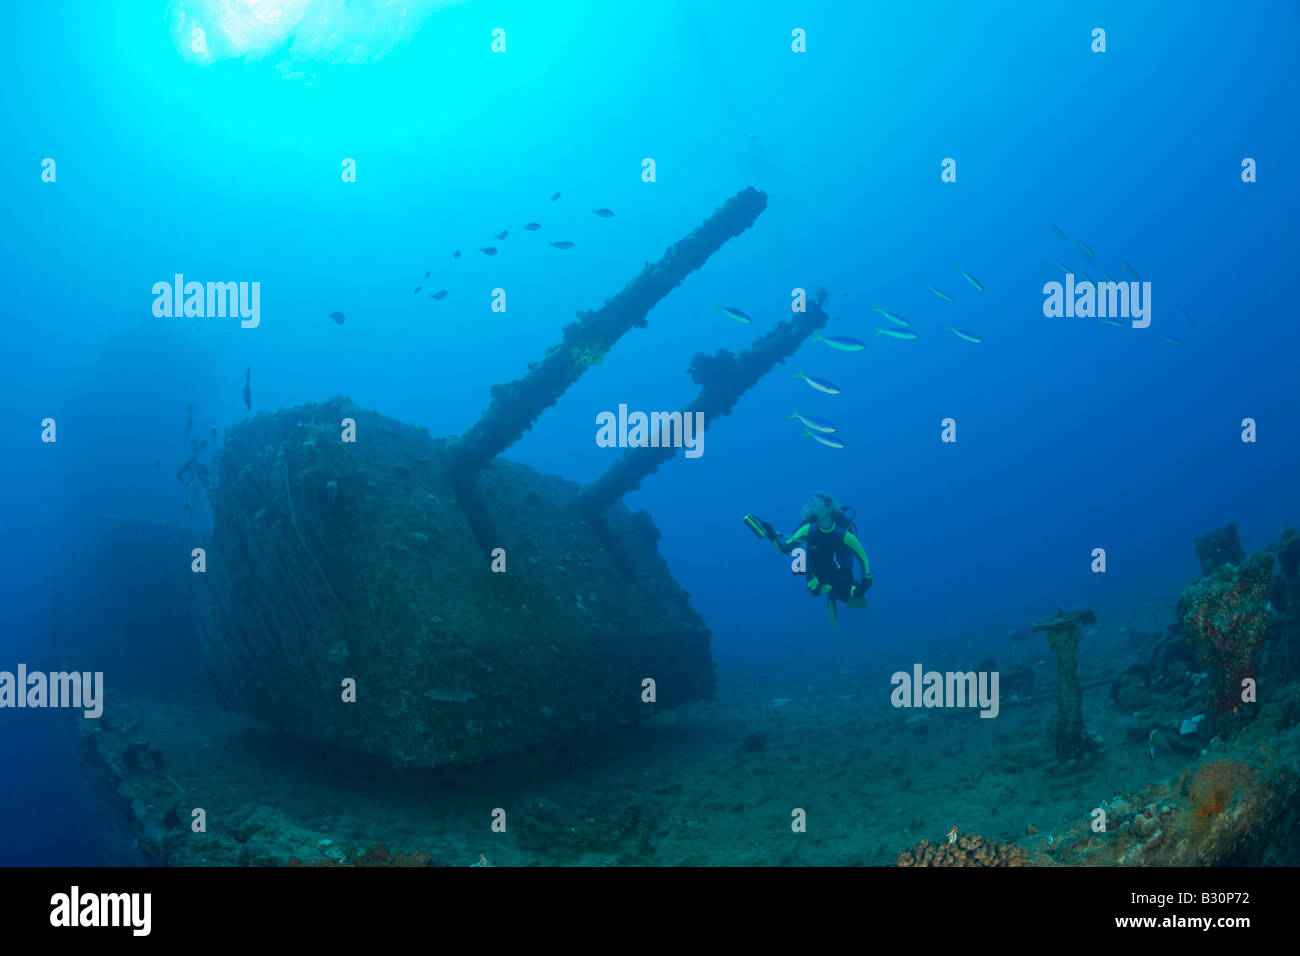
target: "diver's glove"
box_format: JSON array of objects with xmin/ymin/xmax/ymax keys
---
[
  {"xmin": 742, "ymin": 514, "xmax": 778, "ymax": 540},
  {"xmin": 851, "ymin": 575, "xmax": 873, "ymax": 599}
]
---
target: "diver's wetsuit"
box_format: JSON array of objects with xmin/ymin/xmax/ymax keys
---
[{"xmin": 772, "ymin": 521, "xmax": 870, "ymax": 604}]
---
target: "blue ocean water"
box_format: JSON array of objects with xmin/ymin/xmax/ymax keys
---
[{"xmin": 1, "ymin": 1, "xmax": 1297, "ymax": 865}]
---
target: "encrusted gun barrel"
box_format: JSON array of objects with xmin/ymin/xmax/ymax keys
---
[
  {"xmin": 444, "ymin": 186, "xmax": 768, "ymax": 483},
  {"xmin": 576, "ymin": 292, "xmax": 834, "ymax": 515}
]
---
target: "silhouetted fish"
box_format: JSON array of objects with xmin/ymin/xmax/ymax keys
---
[
  {"xmin": 592, "ymin": 208, "xmax": 614, "ymax": 218},
  {"xmin": 801, "ymin": 430, "xmax": 845, "ymax": 449},
  {"xmin": 495, "ymin": 230, "xmax": 509, "ymax": 240},
  {"xmin": 873, "ymin": 306, "xmax": 911, "ymax": 328},
  {"xmin": 550, "ymin": 241, "xmax": 574, "ymax": 249},
  {"xmin": 550, "ymin": 192, "xmax": 561, "ymax": 201},
  {"xmin": 524, "ymin": 222, "xmax": 541, "ymax": 230},
  {"xmin": 795, "ymin": 370, "xmax": 840, "ymax": 395},
  {"xmin": 424, "ymin": 270, "xmax": 430, "ymax": 278},
  {"xmin": 876, "ymin": 327, "xmax": 920, "ymax": 341},
  {"xmin": 481, "ymin": 247, "xmax": 498, "ymax": 256},
  {"xmin": 810, "ymin": 331, "xmax": 866, "ymax": 351},
  {"xmin": 414, "ymin": 286, "xmax": 422, "ymax": 294},
  {"xmin": 956, "ymin": 267, "xmax": 985, "ymax": 292},
  {"xmin": 788, "ymin": 410, "xmax": 836, "ymax": 434},
  {"xmin": 453, "ymin": 250, "xmax": 461, "ymax": 258},
  {"xmin": 329, "ymin": 311, "xmax": 346, "ymax": 325},
  {"xmin": 713, "ymin": 304, "xmax": 752, "ymax": 324},
  {"xmin": 432, "ymin": 290, "xmax": 448, "ymax": 300}
]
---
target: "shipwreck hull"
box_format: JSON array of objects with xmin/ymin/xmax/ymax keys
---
[{"xmin": 203, "ymin": 396, "xmax": 714, "ymax": 768}]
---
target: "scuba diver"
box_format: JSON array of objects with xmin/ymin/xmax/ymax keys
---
[{"xmin": 744, "ymin": 491, "xmax": 872, "ymax": 629}]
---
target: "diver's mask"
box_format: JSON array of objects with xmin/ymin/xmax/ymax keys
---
[{"xmin": 802, "ymin": 495, "xmax": 835, "ymax": 529}]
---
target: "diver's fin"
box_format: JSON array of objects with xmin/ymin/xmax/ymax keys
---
[{"xmin": 827, "ymin": 593, "xmax": 839, "ymax": 630}]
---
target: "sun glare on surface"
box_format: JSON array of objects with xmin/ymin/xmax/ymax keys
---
[{"xmin": 167, "ymin": 0, "xmax": 460, "ymax": 71}]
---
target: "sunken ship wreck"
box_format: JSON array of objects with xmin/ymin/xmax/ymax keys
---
[{"xmin": 198, "ymin": 187, "xmax": 831, "ymax": 769}]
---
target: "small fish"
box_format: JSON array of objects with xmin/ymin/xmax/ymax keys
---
[
  {"xmin": 431, "ymin": 290, "xmax": 448, "ymax": 300},
  {"xmin": 1100, "ymin": 318, "xmax": 1125, "ymax": 328},
  {"xmin": 592, "ymin": 208, "xmax": 614, "ymax": 218},
  {"xmin": 926, "ymin": 285, "xmax": 954, "ymax": 303},
  {"xmin": 1148, "ymin": 728, "xmax": 1158, "ymax": 762},
  {"xmin": 1118, "ymin": 256, "xmax": 1141, "ymax": 280},
  {"xmin": 549, "ymin": 241, "xmax": 574, "ymax": 249},
  {"xmin": 873, "ymin": 306, "xmax": 911, "ymax": 328},
  {"xmin": 1045, "ymin": 221, "xmax": 1068, "ymax": 240},
  {"xmin": 788, "ymin": 410, "xmax": 836, "ymax": 434},
  {"xmin": 1162, "ymin": 335, "xmax": 1183, "ymax": 345},
  {"xmin": 809, "ymin": 331, "xmax": 866, "ymax": 352},
  {"xmin": 713, "ymin": 304, "xmax": 752, "ymax": 325},
  {"xmin": 524, "ymin": 222, "xmax": 541, "ymax": 231},
  {"xmin": 495, "ymin": 230, "xmax": 509, "ymax": 240},
  {"xmin": 802, "ymin": 429, "xmax": 845, "ymax": 449},
  {"xmin": 329, "ymin": 311, "xmax": 346, "ymax": 325},
  {"xmin": 480, "ymin": 247, "xmax": 498, "ymax": 256},
  {"xmin": 956, "ymin": 267, "xmax": 985, "ymax": 292},
  {"xmin": 947, "ymin": 326, "xmax": 983, "ymax": 344},
  {"xmin": 795, "ymin": 370, "xmax": 841, "ymax": 395},
  {"xmin": 876, "ymin": 327, "xmax": 920, "ymax": 341},
  {"xmin": 242, "ymin": 367, "xmax": 251, "ymax": 412},
  {"xmin": 550, "ymin": 192, "xmax": 561, "ymax": 201},
  {"xmin": 414, "ymin": 286, "xmax": 422, "ymax": 294},
  {"xmin": 946, "ymin": 826, "xmax": 958, "ymax": 845},
  {"xmin": 1073, "ymin": 238, "xmax": 1095, "ymax": 260},
  {"xmin": 424, "ymin": 270, "xmax": 430, "ymax": 278},
  {"xmin": 1051, "ymin": 257, "xmax": 1071, "ymax": 275},
  {"xmin": 453, "ymin": 250, "xmax": 461, "ymax": 258},
  {"xmin": 1179, "ymin": 308, "xmax": 1195, "ymax": 328}
]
